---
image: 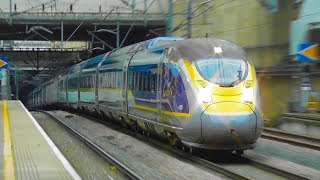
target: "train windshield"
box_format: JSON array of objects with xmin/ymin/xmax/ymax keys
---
[{"xmin": 195, "ymin": 58, "xmax": 248, "ymax": 87}]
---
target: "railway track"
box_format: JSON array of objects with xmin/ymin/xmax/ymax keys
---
[
  {"xmin": 281, "ymin": 113, "xmax": 320, "ymax": 126},
  {"xmin": 42, "ymin": 110, "xmax": 310, "ymax": 179},
  {"xmin": 40, "ymin": 111, "xmax": 142, "ymax": 180},
  {"xmin": 262, "ymin": 127, "xmax": 320, "ymax": 151}
]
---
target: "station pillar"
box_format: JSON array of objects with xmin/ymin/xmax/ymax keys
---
[{"xmin": 1, "ymin": 69, "xmax": 9, "ymax": 99}]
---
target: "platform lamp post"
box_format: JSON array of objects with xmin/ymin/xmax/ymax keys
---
[{"xmin": 116, "ymin": 6, "xmax": 120, "ymax": 48}]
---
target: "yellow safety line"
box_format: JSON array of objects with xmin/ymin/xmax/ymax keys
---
[{"xmin": 2, "ymin": 100, "xmax": 15, "ymax": 180}]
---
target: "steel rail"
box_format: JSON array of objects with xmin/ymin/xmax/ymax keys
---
[
  {"xmin": 50, "ymin": 110, "xmax": 310, "ymax": 180},
  {"xmin": 281, "ymin": 113, "xmax": 320, "ymax": 126},
  {"xmin": 241, "ymin": 155, "xmax": 309, "ymax": 180},
  {"xmin": 262, "ymin": 128, "xmax": 320, "ymax": 151},
  {"xmin": 136, "ymin": 135, "xmax": 252, "ymax": 180},
  {"xmin": 71, "ymin": 112, "xmax": 252, "ymax": 180},
  {"xmin": 40, "ymin": 110, "xmax": 142, "ymax": 180},
  {"xmin": 283, "ymin": 113, "xmax": 320, "ymax": 121}
]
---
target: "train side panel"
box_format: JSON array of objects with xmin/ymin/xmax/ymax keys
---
[
  {"xmin": 79, "ymin": 55, "xmax": 103, "ymax": 104},
  {"xmin": 98, "ymin": 55, "xmax": 126, "ymax": 117},
  {"xmin": 126, "ymin": 50, "xmax": 164, "ymax": 132}
]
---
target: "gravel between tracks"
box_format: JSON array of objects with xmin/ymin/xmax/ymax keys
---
[
  {"xmin": 48, "ymin": 110, "xmax": 227, "ymax": 179},
  {"xmin": 32, "ymin": 112, "xmax": 128, "ymax": 179},
  {"xmin": 252, "ymin": 137, "xmax": 320, "ymax": 173}
]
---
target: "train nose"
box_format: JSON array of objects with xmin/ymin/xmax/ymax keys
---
[{"xmin": 200, "ymin": 102, "xmax": 261, "ymax": 149}]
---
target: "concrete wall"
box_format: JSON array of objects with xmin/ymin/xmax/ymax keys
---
[
  {"xmin": 172, "ymin": 0, "xmax": 296, "ymax": 67},
  {"xmin": 258, "ymin": 76, "xmax": 300, "ymax": 121},
  {"xmin": 172, "ymin": 0, "xmax": 310, "ymax": 121},
  {"xmin": 311, "ymin": 77, "xmax": 320, "ymax": 113}
]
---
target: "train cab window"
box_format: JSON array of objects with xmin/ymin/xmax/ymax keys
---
[{"xmin": 195, "ymin": 58, "xmax": 248, "ymax": 86}]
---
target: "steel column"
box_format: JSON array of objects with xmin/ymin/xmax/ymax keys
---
[
  {"xmin": 187, "ymin": 0, "xmax": 192, "ymax": 38},
  {"xmin": 144, "ymin": 0, "xmax": 147, "ymax": 26},
  {"xmin": 117, "ymin": 7, "xmax": 120, "ymax": 48},
  {"xmin": 61, "ymin": 21, "xmax": 64, "ymax": 48},
  {"xmin": 9, "ymin": 0, "xmax": 12, "ymax": 25},
  {"xmin": 15, "ymin": 69, "xmax": 19, "ymax": 100},
  {"xmin": 166, "ymin": 0, "xmax": 173, "ymax": 36}
]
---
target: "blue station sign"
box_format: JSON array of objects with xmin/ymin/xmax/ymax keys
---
[
  {"xmin": 297, "ymin": 43, "xmax": 318, "ymax": 62},
  {"xmin": 0, "ymin": 57, "xmax": 9, "ymax": 69}
]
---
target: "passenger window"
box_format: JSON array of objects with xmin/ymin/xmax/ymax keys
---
[
  {"xmin": 139, "ymin": 74, "xmax": 143, "ymax": 91},
  {"xmin": 135, "ymin": 73, "xmax": 139, "ymax": 91}
]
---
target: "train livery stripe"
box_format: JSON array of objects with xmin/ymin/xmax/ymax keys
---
[
  {"xmin": 2, "ymin": 100, "xmax": 15, "ymax": 180},
  {"xmin": 135, "ymin": 105, "xmax": 191, "ymax": 117}
]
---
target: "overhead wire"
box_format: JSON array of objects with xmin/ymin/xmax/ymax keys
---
[
  {"xmin": 170, "ymin": 0, "xmax": 233, "ymax": 34},
  {"xmin": 119, "ymin": 0, "xmax": 157, "ymax": 48}
]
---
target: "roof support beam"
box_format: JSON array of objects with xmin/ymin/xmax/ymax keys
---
[{"xmin": 87, "ymin": 30, "xmax": 114, "ymax": 50}]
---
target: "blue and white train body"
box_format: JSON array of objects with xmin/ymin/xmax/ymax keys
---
[{"xmin": 28, "ymin": 37, "xmax": 263, "ymax": 151}]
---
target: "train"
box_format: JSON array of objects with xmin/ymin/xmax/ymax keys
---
[{"xmin": 28, "ymin": 37, "xmax": 263, "ymax": 154}]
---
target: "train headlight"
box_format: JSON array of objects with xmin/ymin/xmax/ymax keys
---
[
  {"xmin": 198, "ymin": 87, "xmax": 212, "ymax": 103},
  {"xmin": 242, "ymin": 87, "xmax": 253, "ymax": 103}
]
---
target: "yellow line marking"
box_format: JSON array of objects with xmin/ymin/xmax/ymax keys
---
[
  {"xmin": 135, "ymin": 105, "xmax": 191, "ymax": 117},
  {"xmin": 3, "ymin": 100, "xmax": 15, "ymax": 180}
]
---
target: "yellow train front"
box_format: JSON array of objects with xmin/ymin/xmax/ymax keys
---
[{"xmin": 163, "ymin": 38, "xmax": 263, "ymax": 151}]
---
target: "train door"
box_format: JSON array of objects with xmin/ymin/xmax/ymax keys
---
[
  {"xmin": 95, "ymin": 52, "xmax": 112, "ymax": 107},
  {"xmin": 156, "ymin": 54, "xmax": 165, "ymax": 123},
  {"xmin": 122, "ymin": 53, "xmax": 136, "ymax": 120},
  {"xmin": 125, "ymin": 48, "xmax": 164, "ymax": 125},
  {"xmin": 157, "ymin": 48, "xmax": 176, "ymax": 123}
]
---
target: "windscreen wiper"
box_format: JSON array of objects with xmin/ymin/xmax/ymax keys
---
[{"xmin": 224, "ymin": 65, "xmax": 242, "ymax": 87}]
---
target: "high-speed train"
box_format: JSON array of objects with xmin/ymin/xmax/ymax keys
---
[{"xmin": 28, "ymin": 37, "xmax": 263, "ymax": 153}]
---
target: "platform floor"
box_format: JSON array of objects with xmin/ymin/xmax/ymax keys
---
[{"xmin": 0, "ymin": 100, "xmax": 80, "ymax": 180}]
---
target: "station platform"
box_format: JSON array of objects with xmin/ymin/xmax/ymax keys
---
[{"xmin": 0, "ymin": 100, "xmax": 80, "ymax": 180}]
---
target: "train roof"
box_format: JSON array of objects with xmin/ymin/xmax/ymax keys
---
[
  {"xmin": 28, "ymin": 37, "xmax": 247, "ymax": 96},
  {"xmin": 167, "ymin": 38, "xmax": 248, "ymax": 62}
]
